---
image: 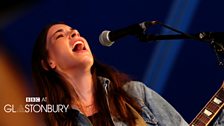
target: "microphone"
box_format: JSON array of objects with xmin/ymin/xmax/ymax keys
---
[
  {"xmin": 99, "ymin": 21, "xmax": 156, "ymax": 46},
  {"xmin": 198, "ymin": 32, "xmax": 224, "ymax": 42}
]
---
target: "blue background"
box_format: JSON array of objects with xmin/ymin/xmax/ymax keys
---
[{"xmin": 1, "ymin": 0, "xmax": 223, "ymax": 123}]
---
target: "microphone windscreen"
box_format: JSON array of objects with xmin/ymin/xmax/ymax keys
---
[{"xmin": 99, "ymin": 30, "xmax": 114, "ymax": 47}]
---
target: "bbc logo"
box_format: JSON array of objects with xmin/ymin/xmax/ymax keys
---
[{"xmin": 26, "ymin": 97, "xmax": 40, "ymax": 102}]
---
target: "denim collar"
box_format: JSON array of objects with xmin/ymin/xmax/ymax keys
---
[{"xmin": 98, "ymin": 76, "xmax": 111, "ymax": 94}]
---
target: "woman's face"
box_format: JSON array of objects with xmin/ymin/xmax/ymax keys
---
[{"xmin": 45, "ymin": 24, "xmax": 94, "ymax": 72}]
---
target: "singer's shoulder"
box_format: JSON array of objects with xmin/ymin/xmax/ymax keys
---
[
  {"xmin": 122, "ymin": 80, "xmax": 155, "ymax": 99},
  {"xmin": 122, "ymin": 80, "xmax": 150, "ymax": 91}
]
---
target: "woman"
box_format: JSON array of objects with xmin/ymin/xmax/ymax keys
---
[{"xmin": 32, "ymin": 22, "xmax": 188, "ymax": 126}]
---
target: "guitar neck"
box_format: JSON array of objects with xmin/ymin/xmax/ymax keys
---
[{"xmin": 189, "ymin": 82, "xmax": 224, "ymax": 126}]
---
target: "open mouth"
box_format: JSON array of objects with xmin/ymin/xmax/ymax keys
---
[{"xmin": 72, "ymin": 41, "xmax": 86, "ymax": 52}]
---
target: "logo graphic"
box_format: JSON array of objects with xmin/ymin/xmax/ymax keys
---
[{"xmin": 4, "ymin": 97, "xmax": 69, "ymax": 113}]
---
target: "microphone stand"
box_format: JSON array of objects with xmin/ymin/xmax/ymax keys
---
[{"xmin": 136, "ymin": 21, "xmax": 224, "ymax": 68}]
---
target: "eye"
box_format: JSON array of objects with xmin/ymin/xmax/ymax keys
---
[
  {"xmin": 71, "ymin": 33, "xmax": 76, "ymax": 38},
  {"xmin": 70, "ymin": 30, "xmax": 80, "ymax": 38},
  {"xmin": 56, "ymin": 34, "xmax": 64, "ymax": 39}
]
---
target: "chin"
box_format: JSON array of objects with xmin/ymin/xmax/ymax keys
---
[{"xmin": 82, "ymin": 57, "xmax": 94, "ymax": 68}]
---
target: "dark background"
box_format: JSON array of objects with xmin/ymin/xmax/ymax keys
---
[{"xmin": 1, "ymin": 0, "xmax": 223, "ymax": 123}]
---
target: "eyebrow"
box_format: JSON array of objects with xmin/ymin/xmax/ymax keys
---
[
  {"xmin": 52, "ymin": 29, "xmax": 64, "ymax": 38},
  {"xmin": 51, "ymin": 27, "xmax": 74, "ymax": 38}
]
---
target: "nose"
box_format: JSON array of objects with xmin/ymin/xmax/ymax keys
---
[{"xmin": 70, "ymin": 30, "xmax": 80, "ymax": 38}]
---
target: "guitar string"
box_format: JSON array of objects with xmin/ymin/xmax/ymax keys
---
[{"xmin": 192, "ymin": 87, "xmax": 223, "ymax": 125}]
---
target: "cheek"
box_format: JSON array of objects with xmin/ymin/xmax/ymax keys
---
[{"xmin": 48, "ymin": 42, "xmax": 67, "ymax": 59}]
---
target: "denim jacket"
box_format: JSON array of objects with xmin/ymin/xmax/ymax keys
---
[
  {"xmin": 72, "ymin": 77, "xmax": 224, "ymax": 126},
  {"xmin": 73, "ymin": 77, "xmax": 223, "ymax": 126},
  {"xmin": 122, "ymin": 79, "xmax": 224, "ymax": 126},
  {"xmin": 121, "ymin": 80, "xmax": 188, "ymax": 126}
]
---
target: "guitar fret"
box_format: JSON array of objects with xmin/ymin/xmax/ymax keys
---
[
  {"xmin": 216, "ymin": 88, "xmax": 224, "ymax": 101},
  {"xmin": 191, "ymin": 118, "xmax": 206, "ymax": 126},
  {"xmin": 191, "ymin": 110, "xmax": 213, "ymax": 126},
  {"xmin": 190, "ymin": 82, "xmax": 224, "ymax": 126},
  {"xmin": 198, "ymin": 112, "xmax": 210, "ymax": 123},
  {"xmin": 206, "ymin": 101, "xmax": 221, "ymax": 114}
]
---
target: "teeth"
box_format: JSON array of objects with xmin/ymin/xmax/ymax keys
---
[
  {"xmin": 73, "ymin": 41, "xmax": 83, "ymax": 46},
  {"xmin": 72, "ymin": 41, "xmax": 85, "ymax": 52}
]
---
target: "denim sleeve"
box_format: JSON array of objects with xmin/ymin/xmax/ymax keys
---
[
  {"xmin": 123, "ymin": 81, "xmax": 189, "ymax": 126},
  {"xmin": 212, "ymin": 109, "xmax": 224, "ymax": 126}
]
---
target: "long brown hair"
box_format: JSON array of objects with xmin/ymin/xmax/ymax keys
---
[{"xmin": 32, "ymin": 22, "xmax": 141, "ymax": 126}]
